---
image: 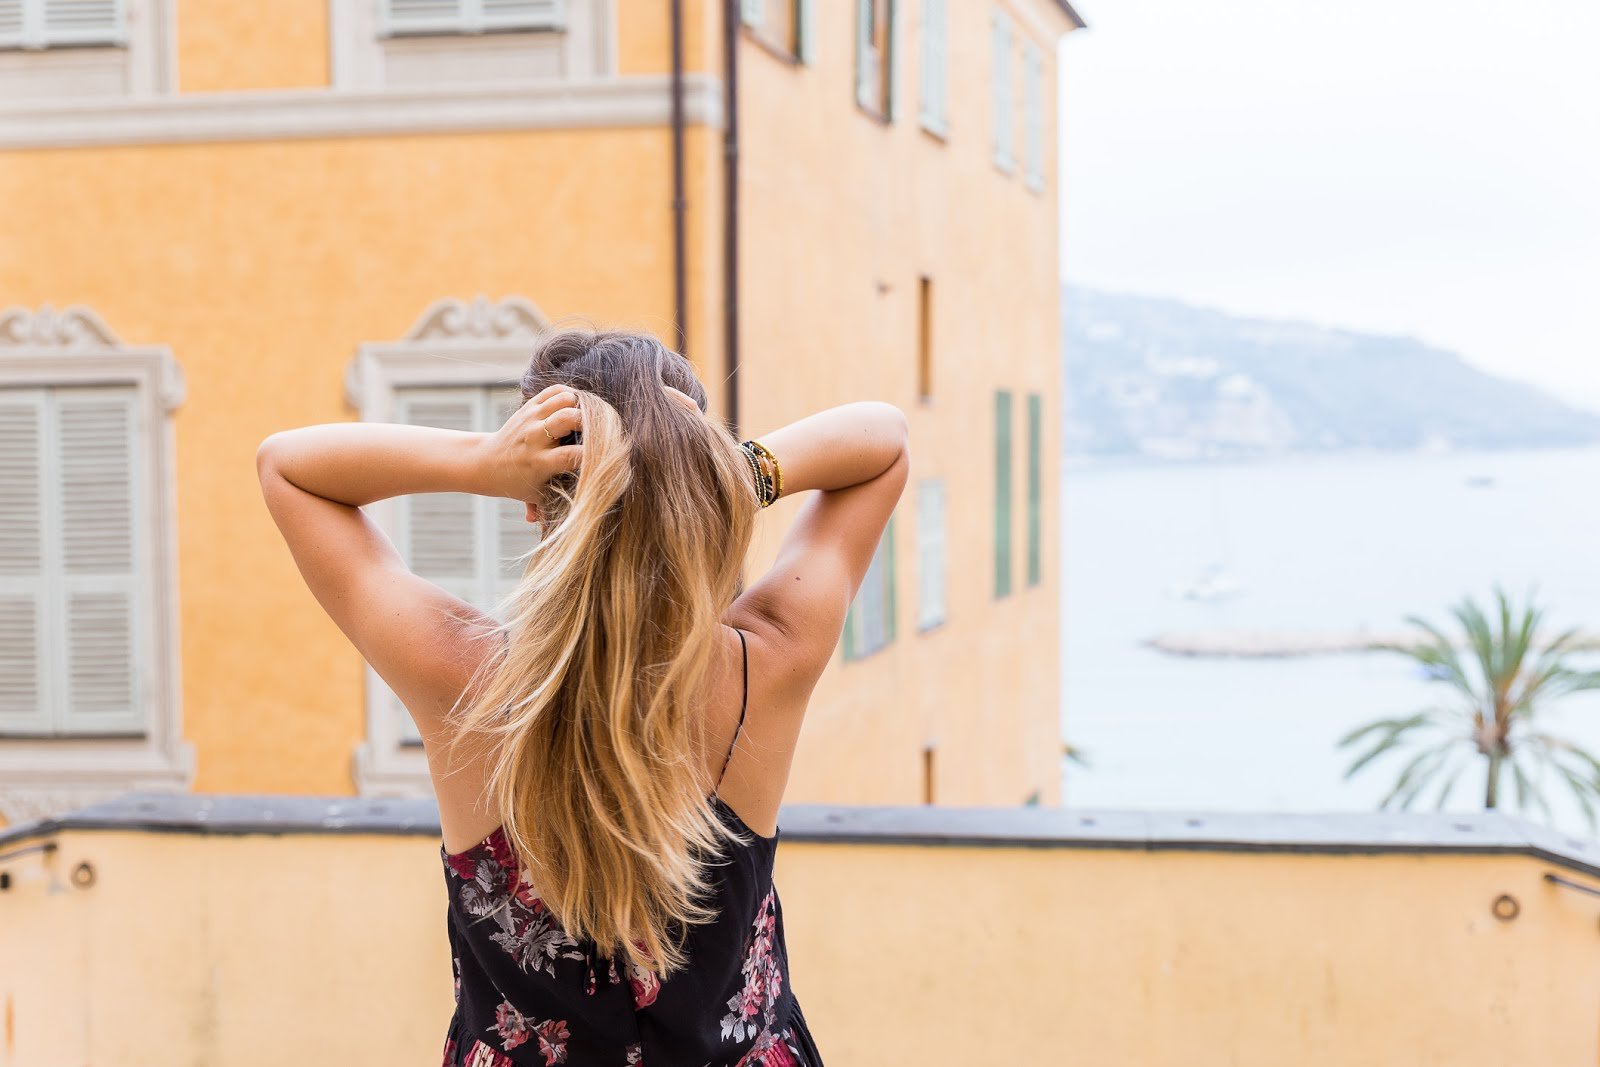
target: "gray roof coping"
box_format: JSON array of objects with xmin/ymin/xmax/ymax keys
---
[{"xmin": 2, "ymin": 793, "xmax": 1598, "ymax": 881}]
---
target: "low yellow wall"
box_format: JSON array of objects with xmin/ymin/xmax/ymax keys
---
[{"xmin": 6, "ymin": 819, "xmax": 1598, "ymax": 1065}]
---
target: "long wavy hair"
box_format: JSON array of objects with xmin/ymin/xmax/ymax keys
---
[{"xmin": 443, "ymin": 327, "xmax": 759, "ymax": 976}]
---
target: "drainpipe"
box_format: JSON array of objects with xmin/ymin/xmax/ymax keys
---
[
  {"xmin": 721, "ymin": 0, "xmax": 741, "ymax": 434},
  {"xmin": 669, "ymin": 0, "xmax": 688, "ymax": 355}
]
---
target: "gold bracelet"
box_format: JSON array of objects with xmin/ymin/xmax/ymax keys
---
[{"xmin": 742, "ymin": 441, "xmax": 780, "ymax": 508}]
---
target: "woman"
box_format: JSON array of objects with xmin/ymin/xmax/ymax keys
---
[{"xmin": 257, "ymin": 327, "xmax": 909, "ymax": 1066}]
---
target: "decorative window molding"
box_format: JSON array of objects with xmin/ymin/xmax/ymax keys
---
[
  {"xmin": 915, "ymin": 479, "xmax": 947, "ymax": 631},
  {"xmin": 0, "ymin": 72, "xmax": 723, "ymax": 149},
  {"xmin": 345, "ymin": 295, "xmax": 550, "ymax": 797},
  {"xmin": 842, "ymin": 513, "xmax": 897, "ymax": 661},
  {"xmin": 0, "ymin": 0, "xmax": 174, "ymax": 103},
  {"xmin": 333, "ymin": 0, "xmax": 612, "ymax": 91},
  {"xmin": 0, "ymin": 304, "xmax": 190, "ymax": 824}
]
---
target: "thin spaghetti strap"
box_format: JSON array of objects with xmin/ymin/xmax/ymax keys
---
[{"xmin": 714, "ymin": 627, "xmax": 749, "ymax": 793}]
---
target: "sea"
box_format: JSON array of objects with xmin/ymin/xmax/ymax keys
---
[{"xmin": 1060, "ymin": 445, "xmax": 1600, "ymax": 837}]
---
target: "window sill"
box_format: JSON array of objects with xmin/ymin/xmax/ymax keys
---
[
  {"xmin": 855, "ymin": 101, "xmax": 892, "ymax": 126},
  {"xmin": 0, "ymin": 736, "xmax": 195, "ymax": 823},
  {"xmin": 742, "ymin": 27, "xmax": 802, "ymax": 66}
]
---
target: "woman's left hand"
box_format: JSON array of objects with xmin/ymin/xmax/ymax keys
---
[{"xmin": 478, "ymin": 384, "xmax": 583, "ymax": 501}]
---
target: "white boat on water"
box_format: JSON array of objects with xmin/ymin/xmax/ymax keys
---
[{"xmin": 1168, "ymin": 563, "xmax": 1246, "ymax": 603}]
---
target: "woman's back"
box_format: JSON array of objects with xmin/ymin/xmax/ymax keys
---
[{"xmin": 440, "ymin": 629, "xmax": 822, "ymax": 1067}]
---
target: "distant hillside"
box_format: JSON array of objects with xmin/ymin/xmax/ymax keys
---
[{"xmin": 1063, "ymin": 287, "xmax": 1600, "ymax": 461}]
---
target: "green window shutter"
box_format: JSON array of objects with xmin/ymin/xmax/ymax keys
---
[
  {"xmin": 796, "ymin": 0, "xmax": 815, "ymax": 63},
  {"xmin": 884, "ymin": 0, "xmax": 899, "ymax": 120},
  {"xmin": 0, "ymin": 388, "xmax": 51, "ymax": 735},
  {"xmin": 1027, "ymin": 392, "xmax": 1042, "ymax": 586},
  {"xmin": 56, "ymin": 386, "xmax": 142, "ymax": 735},
  {"xmin": 994, "ymin": 389, "xmax": 1012, "ymax": 598}
]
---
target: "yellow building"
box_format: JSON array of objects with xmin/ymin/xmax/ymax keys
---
[{"xmin": 0, "ymin": 0, "xmax": 1084, "ymax": 824}]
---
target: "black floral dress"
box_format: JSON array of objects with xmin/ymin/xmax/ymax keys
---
[{"xmin": 439, "ymin": 630, "xmax": 823, "ymax": 1067}]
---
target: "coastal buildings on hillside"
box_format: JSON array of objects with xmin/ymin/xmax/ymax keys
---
[{"xmin": 0, "ymin": 0, "xmax": 1083, "ymax": 822}]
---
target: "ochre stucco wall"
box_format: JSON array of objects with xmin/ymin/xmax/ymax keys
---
[
  {"xmin": 3, "ymin": 829, "xmax": 1595, "ymax": 1066},
  {"xmin": 177, "ymin": 0, "xmax": 332, "ymax": 91},
  {"xmin": 1, "ymin": 127, "xmax": 696, "ymax": 795}
]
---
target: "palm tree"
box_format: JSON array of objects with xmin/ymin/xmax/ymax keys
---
[{"xmin": 1339, "ymin": 588, "xmax": 1600, "ymax": 828}]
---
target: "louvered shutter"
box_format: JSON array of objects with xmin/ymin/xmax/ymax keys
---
[
  {"xmin": 795, "ymin": 0, "xmax": 814, "ymax": 63},
  {"xmin": 0, "ymin": 390, "xmax": 49, "ymax": 735},
  {"xmin": 1023, "ymin": 43, "xmax": 1043, "ymax": 190},
  {"xmin": 0, "ymin": 1, "xmax": 25, "ymax": 48},
  {"xmin": 854, "ymin": 0, "xmax": 874, "ymax": 109},
  {"xmin": 916, "ymin": 480, "xmax": 946, "ymax": 630},
  {"xmin": 39, "ymin": 0, "xmax": 125, "ymax": 46},
  {"xmin": 55, "ymin": 385, "xmax": 141, "ymax": 734},
  {"xmin": 393, "ymin": 388, "xmax": 482, "ymax": 742},
  {"xmin": 883, "ymin": 0, "xmax": 899, "ymax": 120},
  {"xmin": 489, "ymin": 387, "xmax": 539, "ymax": 608},
  {"xmin": 381, "ymin": 0, "xmax": 565, "ymax": 36},
  {"xmin": 919, "ymin": 0, "xmax": 947, "ymax": 135},
  {"xmin": 740, "ymin": 0, "xmax": 762, "ymax": 26},
  {"xmin": 991, "ymin": 12, "xmax": 1014, "ymax": 172}
]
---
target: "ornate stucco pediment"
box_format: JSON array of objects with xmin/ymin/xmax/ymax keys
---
[
  {"xmin": 0, "ymin": 304, "xmax": 122, "ymax": 348},
  {"xmin": 401, "ymin": 295, "xmax": 550, "ymax": 342}
]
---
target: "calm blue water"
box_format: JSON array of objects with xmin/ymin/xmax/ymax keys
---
[{"xmin": 1060, "ymin": 446, "xmax": 1600, "ymax": 835}]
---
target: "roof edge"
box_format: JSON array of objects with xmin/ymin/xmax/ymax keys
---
[{"xmin": 3, "ymin": 793, "xmax": 1598, "ymax": 881}]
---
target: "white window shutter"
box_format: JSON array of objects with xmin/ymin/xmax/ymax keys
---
[
  {"xmin": 55, "ymin": 386, "xmax": 141, "ymax": 735},
  {"xmin": 741, "ymin": 0, "xmax": 763, "ymax": 27},
  {"xmin": 919, "ymin": 0, "xmax": 947, "ymax": 135},
  {"xmin": 480, "ymin": 0, "xmax": 566, "ymax": 32},
  {"xmin": 854, "ymin": 0, "xmax": 874, "ymax": 109},
  {"xmin": 917, "ymin": 480, "xmax": 946, "ymax": 630},
  {"xmin": 393, "ymin": 388, "xmax": 483, "ymax": 741},
  {"xmin": 0, "ymin": 389, "xmax": 50, "ymax": 735},
  {"xmin": 0, "ymin": 1, "xmax": 26, "ymax": 48},
  {"xmin": 39, "ymin": 0, "xmax": 125, "ymax": 46},
  {"xmin": 1023, "ymin": 43, "xmax": 1043, "ymax": 189},
  {"xmin": 381, "ymin": 0, "xmax": 467, "ymax": 36},
  {"xmin": 991, "ymin": 11, "xmax": 1014, "ymax": 172},
  {"xmin": 489, "ymin": 386, "xmax": 539, "ymax": 606},
  {"xmin": 795, "ymin": 0, "xmax": 814, "ymax": 63}
]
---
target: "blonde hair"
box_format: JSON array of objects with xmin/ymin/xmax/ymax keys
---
[{"xmin": 443, "ymin": 328, "xmax": 759, "ymax": 977}]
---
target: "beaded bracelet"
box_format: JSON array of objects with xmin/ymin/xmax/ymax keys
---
[{"xmin": 739, "ymin": 439, "xmax": 783, "ymax": 508}]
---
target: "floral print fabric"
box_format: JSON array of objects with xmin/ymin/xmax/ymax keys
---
[{"xmin": 439, "ymin": 798, "xmax": 822, "ymax": 1067}]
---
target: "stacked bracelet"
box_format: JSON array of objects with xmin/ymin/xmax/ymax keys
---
[{"xmin": 739, "ymin": 439, "xmax": 783, "ymax": 508}]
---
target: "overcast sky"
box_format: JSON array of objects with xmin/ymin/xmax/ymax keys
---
[{"xmin": 1059, "ymin": 0, "xmax": 1600, "ymax": 408}]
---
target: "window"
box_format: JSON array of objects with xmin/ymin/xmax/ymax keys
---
[
  {"xmin": 0, "ymin": 304, "xmax": 190, "ymax": 819},
  {"xmin": 855, "ymin": 0, "xmax": 895, "ymax": 119},
  {"xmin": 991, "ymin": 9, "xmax": 1014, "ymax": 172},
  {"xmin": 0, "ymin": 0, "xmax": 171, "ymax": 100},
  {"xmin": 345, "ymin": 295, "xmax": 552, "ymax": 794},
  {"xmin": 1026, "ymin": 392, "xmax": 1042, "ymax": 586},
  {"xmin": 994, "ymin": 389, "xmax": 1013, "ymax": 597},
  {"xmin": 915, "ymin": 479, "xmax": 946, "ymax": 630},
  {"xmin": 842, "ymin": 513, "xmax": 896, "ymax": 660},
  {"xmin": 336, "ymin": 0, "xmax": 608, "ymax": 89},
  {"xmin": 917, "ymin": 274, "xmax": 933, "ymax": 401},
  {"xmin": 391, "ymin": 385, "xmax": 535, "ymax": 741},
  {"xmin": 1022, "ymin": 41, "xmax": 1043, "ymax": 191},
  {"xmin": 918, "ymin": 0, "xmax": 946, "ymax": 135},
  {"xmin": 743, "ymin": 0, "xmax": 813, "ymax": 61}
]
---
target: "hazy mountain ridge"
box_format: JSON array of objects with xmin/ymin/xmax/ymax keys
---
[{"xmin": 1063, "ymin": 287, "xmax": 1600, "ymax": 461}]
